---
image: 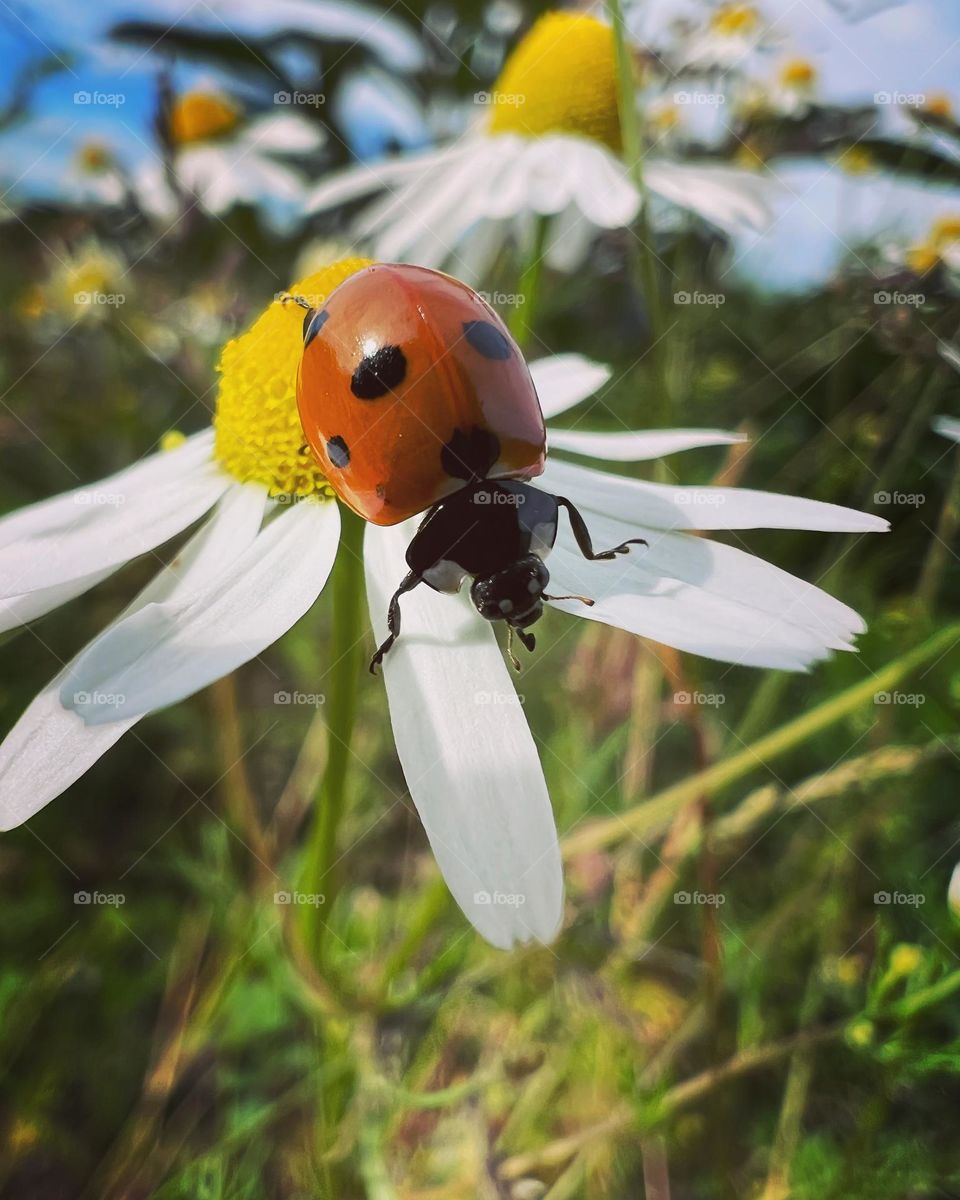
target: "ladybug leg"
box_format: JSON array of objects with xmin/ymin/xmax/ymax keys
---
[
  {"xmin": 369, "ymin": 571, "xmax": 421, "ymax": 674},
  {"xmin": 555, "ymin": 496, "xmax": 647, "ymax": 561}
]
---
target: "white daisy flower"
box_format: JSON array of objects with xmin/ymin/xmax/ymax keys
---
[
  {"xmin": 0, "ymin": 258, "xmax": 886, "ymax": 949},
  {"xmin": 674, "ymin": 3, "xmax": 781, "ymax": 73},
  {"xmin": 136, "ymin": 91, "xmax": 324, "ymax": 233},
  {"xmin": 305, "ymin": 12, "xmax": 777, "ymax": 282}
]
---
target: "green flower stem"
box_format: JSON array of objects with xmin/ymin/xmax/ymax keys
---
[
  {"xmin": 607, "ymin": 0, "xmax": 671, "ymax": 424},
  {"xmin": 509, "ymin": 215, "xmax": 548, "ymax": 352},
  {"xmin": 299, "ymin": 505, "xmax": 367, "ymax": 959},
  {"xmin": 564, "ymin": 623, "xmax": 960, "ymax": 858}
]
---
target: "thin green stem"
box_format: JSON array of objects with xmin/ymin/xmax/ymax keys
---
[
  {"xmin": 299, "ymin": 506, "xmax": 367, "ymax": 960},
  {"xmin": 607, "ymin": 0, "xmax": 671, "ymax": 424},
  {"xmin": 509, "ymin": 215, "xmax": 547, "ymax": 352},
  {"xmin": 564, "ymin": 623, "xmax": 960, "ymax": 857}
]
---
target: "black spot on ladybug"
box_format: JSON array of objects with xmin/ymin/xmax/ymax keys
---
[
  {"xmin": 351, "ymin": 345, "xmax": 407, "ymax": 399},
  {"xmin": 303, "ymin": 308, "xmax": 329, "ymax": 346},
  {"xmin": 327, "ymin": 436, "xmax": 350, "ymax": 468},
  {"xmin": 463, "ymin": 320, "xmax": 511, "ymax": 361},
  {"xmin": 441, "ymin": 426, "xmax": 501, "ymax": 481}
]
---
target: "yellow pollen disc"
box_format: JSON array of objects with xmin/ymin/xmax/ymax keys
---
[
  {"xmin": 905, "ymin": 244, "xmax": 940, "ymax": 276},
  {"xmin": 214, "ymin": 257, "xmax": 372, "ymax": 497},
  {"xmin": 488, "ymin": 13, "xmax": 622, "ymax": 152},
  {"xmin": 919, "ymin": 92, "xmax": 953, "ymax": 119},
  {"xmin": 160, "ymin": 430, "xmax": 187, "ymax": 452},
  {"xmin": 76, "ymin": 140, "xmax": 114, "ymax": 174},
  {"xmin": 932, "ymin": 215, "xmax": 960, "ymax": 248},
  {"xmin": 779, "ymin": 58, "xmax": 817, "ymax": 89},
  {"xmin": 710, "ymin": 3, "xmax": 760, "ymax": 36},
  {"xmin": 835, "ymin": 145, "xmax": 874, "ymax": 175},
  {"xmin": 170, "ymin": 91, "xmax": 239, "ymax": 146}
]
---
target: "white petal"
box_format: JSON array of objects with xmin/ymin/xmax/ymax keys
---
[
  {"xmin": 0, "ymin": 432, "xmax": 227, "ymax": 600},
  {"xmin": 547, "ymin": 512, "xmax": 866, "ymax": 670},
  {"xmin": 518, "ymin": 137, "xmax": 579, "ymax": 216},
  {"xmin": 529, "ymin": 355, "xmax": 612, "ymax": 420},
  {"xmin": 306, "ymin": 144, "xmax": 462, "ymax": 214},
  {"xmin": 645, "ymin": 160, "xmax": 777, "ymax": 234},
  {"xmin": 63, "ymin": 498, "xmax": 338, "ymax": 725},
  {"xmin": 933, "ymin": 416, "xmax": 960, "ymax": 445},
  {"xmin": 0, "ymin": 569, "xmax": 118, "ymax": 635},
  {"xmin": 543, "ymin": 202, "xmax": 598, "ymax": 272},
  {"xmin": 548, "ymin": 428, "xmax": 747, "ymax": 463},
  {"xmin": 570, "ymin": 140, "xmax": 641, "ymax": 228},
  {"xmin": 0, "ymin": 485, "xmax": 266, "ymax": 830},
  {"xmin": 244, "ymin": 112, "xmax": 325, "ymax": 153},
  {"xmin": 542, "ymin": 458, "xmax": 890, "ymax": 533},
  {"xmin": 364, "ymin": 521, "xmax": 562, "ymax": 949}
]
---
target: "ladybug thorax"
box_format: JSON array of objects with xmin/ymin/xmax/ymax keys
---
[{"xmin": 487, "ymin": 12, "xmax": 622, "ymax": 153}]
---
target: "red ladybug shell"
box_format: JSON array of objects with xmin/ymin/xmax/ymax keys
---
[{"xmin": 297, "ymin": 264, "xmax": 546, "ymax": 526}]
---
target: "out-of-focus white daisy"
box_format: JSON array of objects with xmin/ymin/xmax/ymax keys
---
[
  {"xmin": 306, "ymin": 12, "xmax": 776, "ymax": 281},
  {"xmin": 875, "ymin": 93, "xmax": 960, "ymax": 169},
  {"xmin": 762, "ymin": 57, "xmax": 819, "ymax": 117},
  {"xmin": 136, "ymin": 90, "xmax": 324, "ymax": 232},
  {"xmin": 34, "ymin": 239, "xmax": 129, "ymax": 325},
  {"xmin": 0, "ymin": 258, "xmax": 886, "ymax": 949},
  {"xmin": 677, "ymin": 3, "xmax": 781, "ymax": 73}
]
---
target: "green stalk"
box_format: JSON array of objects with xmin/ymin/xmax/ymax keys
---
[
  {"xmin": 607, "ymin": 0, "xmax": 671, "ymax": 424},
  {"xmin": 564, "ymin": 623, "xmax": 960, "ymax": 857},
  {"xmin": 299, "ymin": 506, "xmax": 367, "ymax": 959},
  {"xmin": 509, "ymin": 215, "xmax": 547, "ymax": 352}
]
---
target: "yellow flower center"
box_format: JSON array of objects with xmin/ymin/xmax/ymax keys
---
[
  {"xmin": 905, "ymin": 244, "xmax": 940, "ymax": 276},
  {"xmin": 918, "ymin": 92, "xmax": 953, "ymax": 120},
  {"xmin": 835, "ymin": 145, "xmax": 875, "ymax": 175},
  {"xmin": 779, "ymin": 58, "xmax": 817, "ymax": 90},
  {"xmin": 710, "ymin": 3, "xmax": 760, "ymax": 36},
  {"xmin": 76, "ymin": 140, "xmax": 115, "ymax": 174},
  {"xmin": 932, "ymin": 215, "xmax": 960, "ymax": 249},
  {"xmin": 488, "ymin": 13, "xmax": 621, "ymax": 152},
  {"xmin": 214, "ymin": 257, "xmax": 372, "ymax": 497},
  {"xmin": 170, "ymin": 91, "xmax": 239, "ymax": 146}
]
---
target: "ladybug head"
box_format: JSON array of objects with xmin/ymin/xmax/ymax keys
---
[{"xmin": 470, "ymin": 555, "xmax": 549, "ymax": 630}]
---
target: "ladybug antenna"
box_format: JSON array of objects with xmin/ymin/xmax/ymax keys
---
[
  {"xmin": 279, "ymin": 291, "xmax": 313, "ymax": 312},
  {"xmin": 543, "ymin": 592, "xmax": 595, "ymax": 607}
]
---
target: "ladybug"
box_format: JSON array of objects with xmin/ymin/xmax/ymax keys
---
[{"xmin": 293, "ymin": 264, "xmax": 645, "ymax": 672}]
